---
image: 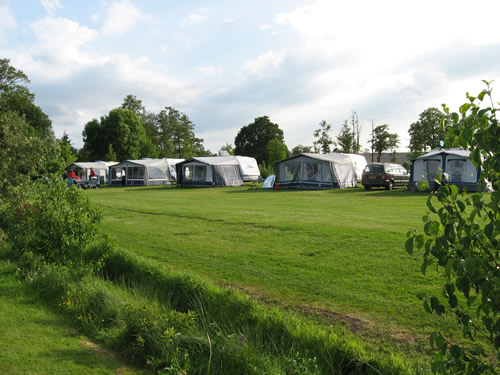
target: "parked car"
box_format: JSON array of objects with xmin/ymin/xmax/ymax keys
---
[{"xmin": 361, "ymin": 163, "xmax": 409, "ymax": 190}]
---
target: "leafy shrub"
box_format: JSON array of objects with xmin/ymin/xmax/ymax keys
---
[
  {"xmin": 1, "ymin": 179, "xmax": 102, "ymax": 269},
  {"xmin": 407, "ymin": 82, "xmax": 499, "ymax": 374}
]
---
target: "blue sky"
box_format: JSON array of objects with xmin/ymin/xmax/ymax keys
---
[{"xmin": 1, "ymin": 0, "xmax": 499, "ymax": 153}]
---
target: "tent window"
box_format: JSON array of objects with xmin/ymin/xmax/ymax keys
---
[
  {"xmin": 285, "ymin": 163, "xmax": 301, "ymax": 181},
  {"xmin": 425, "ymin": 160, "xmax": 440, "ymax": 182},
  {"xmin": 184, "ymin": 165, "xmax": 193, "ymax": 181},
  {"xmin": 221, "ymin": 165, "xmax": 237, "ymax": 180},
  {"xmin": 194, "ymin": 165, "xmax": 207, "ymax": 181},
  {"xmin": 137, "ymin": 166, "xmax": 145, "ymax": 179},
  {"xmin": 304, "ymin": 162, "xmax": 321, "ymax": 181},
  {"xmin": 132, "ymin": 166, "xmax": 139, "ymax": 179},
  {"xmin": 448, "ymin": 159, "xmax": 464, "ymax": 182}
]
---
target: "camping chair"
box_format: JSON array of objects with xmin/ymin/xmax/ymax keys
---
[{"xmin": 88, "ymin": 177, "xmax": 99, "ymax": 189}]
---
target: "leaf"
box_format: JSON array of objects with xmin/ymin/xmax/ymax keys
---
[
  {"xmin": 449, "ymin": 295, "xmax": 458, "ymax": 308},
  {"xmin": 459, "ymin": 103, "xmax": 471, "ymax": 115},
  {"xmin": 452, "ymin": 112, "xmax": 459, "ymax": 123},
  {"xmin": 456, "ymin": 276, "xmax": 471, "ymax": 299},
  {"xmin": 427, "ymin": 196, "xmax": 437, "ymax": 213},
  {"xmin": 459, "ymin": 127, "xmax": 473, "ymax": 147},
  {"xmin": 450, "ymin": 345, "xmax": 462, "ymax": 358},
  {"xmin": 405, "ymin": 237, "xmax": 414, "ymax": 255},
  {"xmin": 424, "ymin": 300, "xmax": 431, "ymax": 314},
  {"xmin": 445, "ymin": 258, "xmax": 456, "ymax": 279},
  {"xmin": 449, "ymin": 184, "xmax": 459, "ymax": 200},
  {"xmin": 472, "ymin": 148, "xmax": 481, "ymax": 165},
  {"xmin": 456, "ymin": 200, "xmax": 466, "ymax": 213},
  {"xmin": 478, "ymin": 91, "xmax": 486, "ymax": 101},
  {"xmin": 485, "ymin": 223, "xmax": 494, "ymax": 239}
]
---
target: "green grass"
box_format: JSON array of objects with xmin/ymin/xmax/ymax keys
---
[
  {"xmin": 86, "ymin": 185, "xmax": 453, "ymax": 360},
  {"xmin": 0, "ymin": 258, "xmax": 142, "ymax": 375}
]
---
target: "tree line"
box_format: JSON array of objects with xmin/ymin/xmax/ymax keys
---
[{"xmin": 1, "ymin": 57, "xmax": 461, "ymax": 182}]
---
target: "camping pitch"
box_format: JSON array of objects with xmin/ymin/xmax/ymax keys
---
[
  {"xmin": 176, "ymin": 156, "xmax": 244, "ymax": 187},
  {"xmin": 409, "ymin": 148, "xmax": 482, "ymax": 192},
  {"xmin": 274, "ymin": 153, "xmax": 357, "ymax": 189}
]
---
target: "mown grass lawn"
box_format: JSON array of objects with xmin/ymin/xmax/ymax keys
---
[
  {"xmin": 87, "ymin": 185, "xmax": 452, "ymax": 359},
  {"xmin": 0, "ymin": 258, "xmax": 143, "ymax": 375}
]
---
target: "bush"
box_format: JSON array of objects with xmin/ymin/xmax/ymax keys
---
[{"xmin": 1, "ymin": 179, "xmax": 102, "ymax": 269}]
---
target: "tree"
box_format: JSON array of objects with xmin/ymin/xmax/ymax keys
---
[
  {"xmin": 336, "ymin": 120, "xmax": 354, "ymax": 153},
  {"xmin": 155, "ymin": 106, "xmax": 207, "ymax": 158},
  {"xmin": 406, "ymin": 82, "xmax": 499, "ymax": 374},
  {"xmin": 81, "ymin": 108, "xmax": 156, "ymax": 161},
  {"xmin": 369, "ymin": 124, "xmax": 399, "ymax": 162},
  {"xmin": 0, "ymin": 59, "xmax": 62, "ymax": 186},
  {"xmin": 408, "ymin": 107, "xmax": 448, "ymax": 157},
  {"xmin": 0, "ymin": 58, "xmax": 30, "ymax": 92},
  {"xmin": 313, "ymin": 120, "xmax": 335, "ymax": 153},
  {"xmin": 291, "ymin": 144, "xmax": 312, "ymax": 156},
  {"xmin": 350, "ymin": 111, "xmax": 363, "ymax": 154},
  {"xmin": 58, "ymin": 131, "xmax": 78, "ymax": 168},
  {"xmin": 0, "ymin": 111, "xmax": 52, "ymax": 195},
  {"xmin": 219, "ymin": 143, "xmax": 235, "ymax": 156},
  {"xmin": 234, "ymin": 116, "xmax": 284, "ymax": 165}
]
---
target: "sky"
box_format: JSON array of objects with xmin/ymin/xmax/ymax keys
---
[{"xmin": 1, "ymin": 0, "xmax": 499, "ymax": 154}]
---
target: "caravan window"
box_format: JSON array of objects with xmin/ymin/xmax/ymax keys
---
[
  {"xmin": 448, "ymin": 159, "xmax": 464, "ymax": 182},
  {"xmin": 304, "ymin": 163, "xmax": 321, "ymax": 181},
  {"xmin": 184, "ymin": 165, "xmax": 193, "ymax": 181},
  {"xmin": 284, "ymin": 163, "xmax": 301, "ymax": 181},
  {"xmin": 194, "ymin": 165, "xmax": 207, "ymax": 181},
  {"xmin": 425, "ymin": 159, "xmax": 440, "ymax": 182}
]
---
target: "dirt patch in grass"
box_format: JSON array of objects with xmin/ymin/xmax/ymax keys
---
[{"xmin": 296, "ymin": 304, "xmax": 370, "ymax": 333}]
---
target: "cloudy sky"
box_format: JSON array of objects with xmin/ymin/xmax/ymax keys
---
[{"xmin": 1, "ymin": 0, "xmax": 499, "ymax": 153}]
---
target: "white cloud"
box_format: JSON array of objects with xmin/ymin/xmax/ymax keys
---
[
  {"xmin": 181, "ymin": 7, "xmax": 212, "ymax": 27},
  {"xmin": 258, "ymin": 23, "xmax": 271, "ymax": 31},
  {"xmin": 101, "ymin": 0, "xmax": 148, "ymax": 36},
  {"xmin": 199, "ymin": 65, "xmax": 223, "ymax": 76},
  {"xmin": 0, "ymin": 6, "xmax": 16, "ymax": 44},
  {"xmin": 23, "ymin": 17, "xmax": 99, "ymax": 78},
  {"xmin": 243, "ymin": 50, "xmax": 288, "ymax": 76},
  {"xmin": 40, "ymin": 0, "xmax": 62, "ymax": 14}
]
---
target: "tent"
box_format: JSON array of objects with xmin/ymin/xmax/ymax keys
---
[
  {"xmin": 409, "ymin": 148, "xmax": 481, "ymax": 192},
  {"xmin": 109, "ymin": 159, "xmax": 171, "ymax": 186},
  {"xmin": 164, "ymin": 158, "xmax": 184, "ymax": 181},
  {"xmin": 274, "ymin": 153, "xmax": 357, "ymax": 189},
  {"xmin": 176, "ymin": 156, "xmax": 244, "ymax": 187},
  {"xmin": 234, "ymin": 156, "xmax": 261, "ymax": 182},
  {"xmin": 262, "ymin": 175, "xmax": 276, "ymax": 189},
  {"xmin": 341, "ymin": 154, "xmax": 367, "ymax": 182},
  {"xmin": 66, "ymin": 161, "xmax": 118, "ymax": 184}
]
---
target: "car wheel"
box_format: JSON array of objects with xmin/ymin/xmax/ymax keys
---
[
  {"xmin": 364, "ymin": 185, "xmax": 371, "ymax": 190},
  {"xmin": 386, "ymin": 181, "xmax": 394, "ymax": 190}
]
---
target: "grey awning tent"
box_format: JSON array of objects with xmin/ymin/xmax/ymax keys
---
[
  {"xmin": 409, "ymin": 148, "xmax": 481, "ymax": 192},
  {"xmin": 110, "ymin": 159, "xmax": 171, "ymax": 186},
  {"xmin": 176, "ymin": 156, "xmax": 244, "ymax": 187},
  {"xmin": 274, "ymin": 153, "xmax": 357, "ymax": 189}
]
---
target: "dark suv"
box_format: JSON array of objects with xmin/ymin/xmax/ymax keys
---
[{"xmin": 361, "ymin": 163, "xmax": 409, "ymax": 190}]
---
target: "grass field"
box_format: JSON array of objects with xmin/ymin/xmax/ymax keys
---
[
  {"xmin": 0, "ymin": 258, "xmax": 143, "ymax": 375},
  {"xmin": 87, "ymin": 185, "xmax": 454, "ymax": 361}
]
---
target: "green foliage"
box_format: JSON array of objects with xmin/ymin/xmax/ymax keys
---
[
  {"xmin": 369, "ymin": 124, "xmax": 400, "ymax": 162},
  {"xmin": 267, "ymin": 138, "xmax": 288, "ymax": 166},
  {"xmin": 313, "ymin": 120, "xmax": 335, "ymax": 153},
  {"xmin": 408, "ymin": 107, "xmax": 448, "ymax": 157},
  {"xmin": 407, "ymin": 82, "xmax": 499, "ymax": 373},
  {"xmin": 0, "ymin": 179, "xmax": 102, "ymax": 268},
  {"xmin": 336, "ymin": 120, "xmax": 354, "ymax": 153},
  {"xmin": 82, "ymin": 108, "xmax": 156, "ymax": 161},
  {"xmin": 234, "ymin": 116, "xmax": 285, "ymax": 165},
  {"xmin": 291, "ymin": 144, "xmax": 313, "ymax": 155}
]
